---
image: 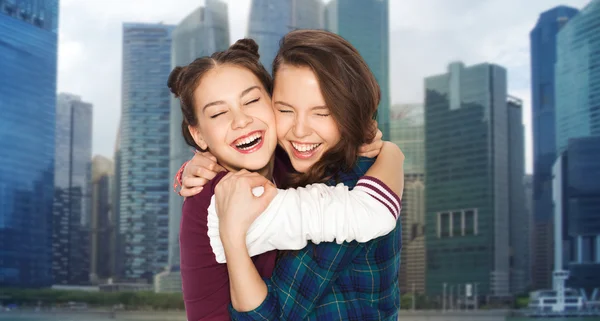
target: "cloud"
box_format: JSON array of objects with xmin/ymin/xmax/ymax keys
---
[
  {"xmin": 57, "ymin": 0, "xmax": 250, "ymax": 159},
  {"xmin": 58, "ymin": 0, "xmax": 590, "ymax": 173},
  {"xmin": 388, "ymin": 0, "xmax": 590, "ymax": 173}
]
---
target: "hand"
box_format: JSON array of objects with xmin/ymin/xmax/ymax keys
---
[
  {"xmin": 214, "ymin": 170, "xmax": 277, "ymax": 240},
  {"xmin": 358, "ymin": 121, "xmax": 383, "ymax": 158},
  {"xmin": 180, "ymin": 151, "xmax": 226, "ymax": 197}
]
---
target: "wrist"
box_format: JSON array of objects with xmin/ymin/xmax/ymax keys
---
[{"xmin": 220, "ymin": 226, "xmax": 246, "ymax": 246}]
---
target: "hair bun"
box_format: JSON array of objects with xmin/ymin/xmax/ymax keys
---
[
  {"xmin": 230, "ymin": 38, "xmax": 260, "ymax": 60},
  {"xmin": 168, "ymin": 66, "xmax": 184, "ymax": 96}
]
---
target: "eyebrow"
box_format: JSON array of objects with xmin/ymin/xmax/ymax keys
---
[
  {"xmin": 274, "ymin": 101, "xmax": 328, "ymax": 110},
  {"xmin": 202, "ymin": 86, "xmax": 261, "ymax": 112}
]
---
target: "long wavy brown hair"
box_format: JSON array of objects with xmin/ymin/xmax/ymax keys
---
[{"xmin": 272, "ymin": 30, "xmax": 380, "ymax": 188}]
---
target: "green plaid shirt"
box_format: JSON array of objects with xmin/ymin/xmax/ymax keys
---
[{"xmin": 229, "ymin": 157, "xmax": 402, "ymax": 320}]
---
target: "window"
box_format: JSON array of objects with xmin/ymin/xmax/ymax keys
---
[
  {"xmin": 440, "ymin": 212, "xmax": 450, "ymax": 238},
  {"xmin": 452, "ymin": 211, "xmax": 462, "ymax": 237},
  {"xmin": 465, "ymin": 210, "xmax": 475, "ymax": 235}
]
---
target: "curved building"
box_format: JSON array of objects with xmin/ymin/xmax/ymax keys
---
[
  {"xmin": 0, "ymin": 0, "xmax": 59, "ymax": 287},
  {"xmin": 247, "ymin": 0, "xmax": 324, "ymax": 73},
  {"xmin": 555, "ymin": 0, "xmax": 600, "ymax": 154},
  {"xmin": 168, "ymin": 0, "xmax": 229, "ymax": 268}
]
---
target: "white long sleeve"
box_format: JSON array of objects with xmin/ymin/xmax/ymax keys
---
[{"xmin": 207, "ymin": 176, "xmax": 401, "ymax": 263}]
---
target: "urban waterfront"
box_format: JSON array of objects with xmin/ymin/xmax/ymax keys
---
[
  {"xmin": 0, "ymin": 311, "xmax": 599, "ymax": 321},
  {"xmin": 2, "ymin": 0, "xmax": 600, "ymax": 320}
]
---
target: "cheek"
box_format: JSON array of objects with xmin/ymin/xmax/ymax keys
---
[
  {"xmin": 198, "ymin": 122, "xmax": 226, "ymax": 146},
  {"xmin": 321, "ymin": 118, "xmax": 341, "ymax": 144},
  {"xmin": 275, "ymin": 113, "xmax": 292, "ymax": 139}
]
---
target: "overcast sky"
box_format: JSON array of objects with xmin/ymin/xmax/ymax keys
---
[{"xmin": 57, "ymin": 0, "xmax": 590, "ymax": 173}]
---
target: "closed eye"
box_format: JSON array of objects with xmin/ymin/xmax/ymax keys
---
[
  {"xmin": 245, "ymin": 98, "xmax": 260, "ymax": 105},
  {"xmin": 210, "ymin": 111, "xmax": 227, "ymax": 119},
  {"xmin": 278, "ymin": 109, "xmax": 293, "ymax": 113},
  {"xmin": 316, "ymin": 113, "xmax": 330, "ymax": 117}
]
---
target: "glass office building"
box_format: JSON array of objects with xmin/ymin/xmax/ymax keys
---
[
  {"xmin": 52, "ymin": 93, "xmax": 93, "ymax": 285},
  {"xmin": 0, "ymin": 0, "xmax": 59, "ymax": 287},
  {"xmin": 326, "ymin": 0, "xmax": 390, "ymax": 140},
  {"xmin": 425, "ymin": 62, "xmax": 511, "ymax": 297},
  {"xmin": 555, "ymin": 0, "xmax": 600, "ymax": 154},
  {"xmin": 119, "ymin": 23, "xmax": 175, "ymax": 282},
  {"xmin": 553, "ymin": 136, "xmax": 600, "ymax": 295},
  {"xmin": 247, "ymin": 0, "xmax": 323, "ymax": 73},
  {"xmin": 530, "ymin": 5, "xmax": 579, "ymax": 290}
]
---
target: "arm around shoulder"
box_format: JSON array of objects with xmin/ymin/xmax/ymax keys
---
[{"xmin": 365, "ymin": 142, "xmax": 404, "ymax": 197}]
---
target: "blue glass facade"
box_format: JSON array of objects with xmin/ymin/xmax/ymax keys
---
[
  {"xmin": 247, "ymin": 0, "xmax": 323, "ymax": 73},
  {"xmin": 169, "ymin": 0, "xmax": 229, "ymax": 268},
  {"xmin": 554, "ymin": 1, "xmax": 600, "ymax": 294},
  {"xmin": 425, "ymin": 62, "xmax": 510, "ymax": 297},
  {"xmin": 326, "ymin": 0, "xmax": 390, "ymax": 141},
  {"xmin": 555, "ymin": 136, "xmax": 600, "ymax": 295},
  {"xmin": 529, "ymin": 5, "xmax": 579, "ymax": 290},
  {"xmin": 119, "ymin": 23, "xmax": 175, "ymax": 282},
  {"xmin": 0, "ymin": 0, "xmax": 58, "ymax": 287},
  {"xmin": 52, "ymin": 93, "xmax": 93, "ymax": 285},
  {"xmin": 555, "ymin": 1, "xmax": 600, "ymax": 154}
]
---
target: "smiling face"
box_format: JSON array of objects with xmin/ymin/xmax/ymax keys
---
[
  {"xmin": 188, "ymin": 64, "xmax": 277, "ymax": 173},
  {"xmin": 273, "ymin": 64, "xmax": 341, "ymax": 173}
]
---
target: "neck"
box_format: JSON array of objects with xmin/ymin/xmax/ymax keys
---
[{"xmin": 258, "ymin": 156, "xmax": 275, "ymax": 180}]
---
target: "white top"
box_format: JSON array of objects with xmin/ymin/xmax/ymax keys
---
[{"xmin": 206, "ymin": 176, "xmax": 401, "ymax": 263}]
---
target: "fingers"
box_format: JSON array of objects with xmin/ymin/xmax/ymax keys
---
[
  {"xmin": 359, "ymin": 150, "xmax": 379, "ymax": 158},
  {"xmin": 192, "ymin": 166, "xmax": 218, "ymax": 180},
  {"xmin": 374, "ymin": 128, "xmax": 383, "ymax": 141},
  {"xmin": 239, "ymin": 174, "xmax": 270, "ymax": 187},
  {"xmin": 190, "ymin": 151, "xmax": 224, "ymax": 172},
  {"xmin": 179, "ymin": 186, "xmax": 203, "ymax": 197},
  {"xmin": 182, "ymin": 176, "xmax": 209, "ymax": 189}
]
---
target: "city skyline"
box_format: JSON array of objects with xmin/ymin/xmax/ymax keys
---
[
  {"xmin": 58, "ymin": 0, "xmax": 592, "ymax": 174},
  {"xmin": 2, "ymin": 0, "xmax": 598, "ymax": 302}
]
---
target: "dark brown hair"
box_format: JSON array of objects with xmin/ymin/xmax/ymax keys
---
[
  {"xmin": 167, "ymin": 39, "xmax": 273, "ymax": 151},
  {"xmin": 273, "ymin": 30, "xmax": 380, "ymax": 187}
]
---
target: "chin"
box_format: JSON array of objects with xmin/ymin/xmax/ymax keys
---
[
  {"xmin": 240, "ymin": 157, "xmax": 272, "ymax": 172},
  {"xmin": 289, "ymin": 159, "xmax": 313, "ymax": 174}
]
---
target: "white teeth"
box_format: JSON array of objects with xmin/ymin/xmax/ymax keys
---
[
  {"xmin": 291, "ymin": 142, "xmax": 320, "ymax": 152},
  {"xmin": 234, "ymin": 132, "xmax": 262, "ymax": 149}
]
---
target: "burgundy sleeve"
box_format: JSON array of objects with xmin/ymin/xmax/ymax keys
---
[{"xmin": 180, "ymin": 172, "xmax": 230, "ymax": 321}]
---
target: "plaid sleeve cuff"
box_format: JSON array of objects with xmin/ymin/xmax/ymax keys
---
[{"xmin": 229, "ymin": 281, "xmax": 279, "ymax": 321}]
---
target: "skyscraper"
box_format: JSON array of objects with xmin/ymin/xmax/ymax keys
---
[
  {"xmin": 507, "ymin": 96, "xmax": 528, "ymax": 295},
  {"xmin": 389, "ymin": 104, "xmax": 426, "ymax": 293},
  {"xmin": 553, "ymin": 136, "xmax": 600, "ymax": 295},
  {"xmin": 553, "ymin": 0, "xmax": 600, "ymax": 295},
  {"xmin": 425, "ymin": 62, "xmax": 510, "ymax": 297},
  {"xmin": 119, "ymin": 23, "xmax": 175, "ymax": 282},
  {"xmin": 169, "ymin": 0, "xmax": 229, "ymax": 268},
  {"xmin": 555, "ymin": 0, "xmax": 600, "ymax": 154},
  {"xmin": 247, "ymin": 0, "xmax": 324, "ymax": 73},
  {"xmin": 530, "ymin": 5, "xmax": 579, "ymax": 290},
  {"xmin": 53, "ymin": 93, "xmax": 93, "ymax": 286},
  {"xmin": 0, "ymin": 0, "xmax": 58, "ymax": 288},
  {"xmin": 113, "ymin": 124, "xmax": 124, "ymax": 280},
  {"xmin": 326, "ymin": 0, "xmax": 390, "ymax": 140},
  {"xmin": 90, "ymin": 155, "xmax": 114, "ymax": 283}
]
